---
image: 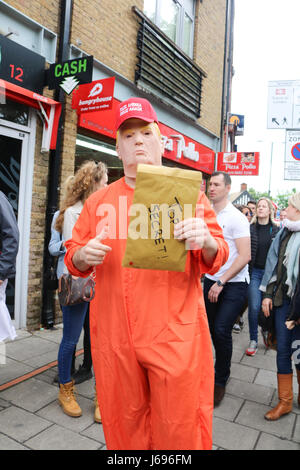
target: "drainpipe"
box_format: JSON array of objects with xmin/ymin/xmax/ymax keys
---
[
  {"xmin": 41, "ymin": 0, "xmax": 73, "ymax": 328},
  {"xmin": 220, "ymin": 0, "xmax": 235, "ymax": 153}
]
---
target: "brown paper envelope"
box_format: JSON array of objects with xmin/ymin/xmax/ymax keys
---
[{"xmin": 122, "ymin": 164, "xmax": 202, "ymax": 271}]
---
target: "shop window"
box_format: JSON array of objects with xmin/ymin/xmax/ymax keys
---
[
  {"xmin": 76, "ymin": 135, "xmax": 124, "ymax": 184},
  {"xmin": 0, "ymin": 1, "xmax": 57, "ymax": 63},
  {"xmin": 144, "ymin": 0, "xmax": 195, "ymax": 57},
  {"xmin": 0, "ymin": 99, "xmax": 29, "ymax": 126}
]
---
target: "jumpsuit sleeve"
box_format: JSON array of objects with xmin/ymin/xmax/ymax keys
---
[
  {"xmin": 192, "ymin": 191, "xmax": 229, "ymax": 275},
  {"xmin": 64, "ymin": 200, "xmax": 94, "ymax": 277}
]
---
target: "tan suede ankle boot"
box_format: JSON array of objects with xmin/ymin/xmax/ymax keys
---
[
  {"xmin": 94, "ymin": 387, "xmax": 102, "ymax": 423},
  {"xmin": 264, "ymin": 373, "xmax": 293, "ymax": 421},
  {"xmin": 58, "ymin": 380, "xmax": 82, "ymax": 417}
]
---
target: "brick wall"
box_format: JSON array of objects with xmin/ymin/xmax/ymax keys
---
[
  {"xmin": 194, "ymin": 0, "xmax": 227, "ymax": 136},
  {"xmin": 71, "ymin": 0, "xmax": 144, "ymax": 82}
]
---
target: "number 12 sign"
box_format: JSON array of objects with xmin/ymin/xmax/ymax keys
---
[{"xmin": 0, "ymin": 35, "xmax": 45, "ymax": 94}]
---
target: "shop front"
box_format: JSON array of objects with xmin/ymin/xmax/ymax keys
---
[{"xmin": 0, "ymin": 36, "xmax": 61, "ymax": 328}]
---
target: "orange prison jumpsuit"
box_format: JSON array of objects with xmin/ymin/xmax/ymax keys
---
[{"xmin": 65, "ymin": 177, "xmax": 228, "ymax": 450}]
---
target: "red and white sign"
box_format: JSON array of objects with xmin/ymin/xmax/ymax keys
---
[
  {"xmin": 77, "ymin": 97, "xmax": 215, "ymax": 173},
  {"xmin": 0, "ymin": 79, "xmax": 61, "ymax": 151},
  {"xmin": 159, "ymin": 123, "xmax": 215, "ymax": 174},
  {"xmin": 217, "ymin": 152, "xmax": 259, "ymax": 176},
  {"xmin": 72, "ymin": 77, "xmax": 115, "ymax": 114}
]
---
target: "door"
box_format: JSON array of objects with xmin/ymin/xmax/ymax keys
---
[{"xmin": 0, "ymin": 126, "xmax": 31, "ymax": 328}]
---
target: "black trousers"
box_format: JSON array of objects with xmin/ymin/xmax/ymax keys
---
[{"xmin": 204, "ymin": 278, "xmax": 248, "ymax": 387}]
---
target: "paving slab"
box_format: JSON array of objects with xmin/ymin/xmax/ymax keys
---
[
  {"xmin": 5, "ymin": 336, "xmax": 58, "ymax": 362},
  {"xmin": 235, "ymin": 400, "xmax": 296, "ymax": 440},
  {"xmin": 230, "ymin": 362, "xmax": 258, "ymax": 383},
  {"xmin": 226, "ymin": 378, "xmax": 274, "ymax": 405},
  {"xmin": 212, "ymin": 416, "xmax": 259, "ymax": 450},
  {"xmin": 0, "ymin": 406, "xmax": 51, "ymax": 442},
  {"xmin": 256, "ymin": 432, "xmax": 300, "ymax": 450},
  {"xmin": 241, "ymin": 353, "xmax": 278, "ymax": 372},
  {"xmin": 213, "ymin": 394, "xmax": 244, "ymax": 421},
  {"xmin": 80, "ymin": 422, "xmax": 106, "ymax": 444},
  {"xmin": 0, "ymin": 432, "xmax": 28, "ymax": 450},
  {"xmin": 36, "ymin": 395, "xmax": 96, "ymax": 433},
  {"xmin": 0, "ymin": 378, "xmax": 58, "ymax": 413},
  {"xmin": 24, "ymin": 424, "xmax": 100, "ymax": 450},
  {"xmin": 294, "ymin": 415, "xmax": 300, "ymax": 443},
  {"xmin": 0, "ymin": 358, "xmax": 34, "ymax": 386}
]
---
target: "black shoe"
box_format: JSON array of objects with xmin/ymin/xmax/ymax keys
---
[
  {"xmin": 72, "ymin": 364, "xmax": 93, "ymax": 384},
  {"xmin": 214, "ymin": 385, "xmax": 225, "ymax": 407}
]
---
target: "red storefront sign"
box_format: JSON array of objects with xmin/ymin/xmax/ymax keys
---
[
  {"xmin": 0, "ymin": 79, "xmax": 61, "ymax": 151},
  {"xmin": 217, "ymin": 152, "xmax": 260, "ymax": 175},
  {"xmin": 77, "ymin": 97, "xmax": 215, "ymax": 173},
  {"xmin": 72, "ymin": 77, "xmax": 115, "ymax": 114},
  {"xmin": 159, "ymin": 123, "xmax": 215, "ymax": 174}
]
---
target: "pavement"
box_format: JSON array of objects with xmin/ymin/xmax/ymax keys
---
[{"xmin": 0, "ymin": 320, "xmax": 300, "ymax": 451}]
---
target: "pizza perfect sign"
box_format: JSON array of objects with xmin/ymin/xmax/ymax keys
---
[{"xmin": 72, "ymin": 77, "xmax": 115, "ymax": 114}]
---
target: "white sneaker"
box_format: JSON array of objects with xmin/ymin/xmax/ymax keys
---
[
  {"xmin": 233, "ymin": 323, "xmax": 241, "ymax": 334},
  {"xmin": 245, "ymin": 340, "xmax": 257, "ymax": 356}
]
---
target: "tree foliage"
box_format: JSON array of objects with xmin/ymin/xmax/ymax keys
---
[{"xmin": 248, "ymin": 187, "xmax": 296, "ymax": 209}]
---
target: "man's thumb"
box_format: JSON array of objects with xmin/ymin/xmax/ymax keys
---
[{"xmin": 96, "ymin": 225, "xmax": 109, "ymax": 241}]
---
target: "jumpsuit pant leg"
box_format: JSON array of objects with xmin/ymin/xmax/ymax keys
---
[{"xmin": 97, "ymin": 328, "xmax": 213, "ymax": 450}]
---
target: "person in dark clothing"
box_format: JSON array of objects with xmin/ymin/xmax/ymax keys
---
[
  {"xmin": 261, "ymin": 193, "xmax": 300, "ymax": 420},
  {"xmin": 246, "ymin": 198, "xmax": 279, "ymax": 356},
  {"xmin": 0, "ymin": 191, "xmax": 19, "ymax": 342}
]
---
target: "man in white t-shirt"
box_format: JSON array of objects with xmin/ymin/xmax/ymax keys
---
[{"xmin": 204, "ymin": 172, "xmax": 251, "ymax": 406}]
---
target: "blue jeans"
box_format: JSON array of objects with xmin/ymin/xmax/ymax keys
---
[
  {"xmin": 204, "ymin": 278, "xmax": 248, "ymax": 387},
  {"xmin": 58, "ymin": 302, "xmax": 88, "ymax": 384},
  {"xmin": 274, "ymin": 299, "xmax": 300, "ymax": 374},
  {"xmin": 248, "ymin": 268, "xmax": 264, "ymax": 342}
]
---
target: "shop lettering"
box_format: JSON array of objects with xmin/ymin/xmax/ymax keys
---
[
  {"xmin": 162, "ymin": 134, "xmax": 199, "ymax": 162},
  {"xmin": 54, "ymin": 58, "xmax": 88, "ymax": 78},
  {"xmin": 224, "ymin": 162, "xmax": 257, "ymax": 171}
]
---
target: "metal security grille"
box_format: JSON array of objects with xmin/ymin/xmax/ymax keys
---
[{"xmin": 133, "ymin": 6, "xmax": 206, "ymax": 118}]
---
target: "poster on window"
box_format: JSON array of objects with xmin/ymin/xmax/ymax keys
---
[{"xmin": 217, "ymin": 152, "xmax": 260, "ymax": 176}]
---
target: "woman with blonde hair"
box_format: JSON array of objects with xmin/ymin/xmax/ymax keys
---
[
  {"xmin": 246, "ymin": 197, "xmax": 279, "ymax": 356},
  {"xmin": 55, "ymin": 160, "xmax": 107, "ymax": 419}
]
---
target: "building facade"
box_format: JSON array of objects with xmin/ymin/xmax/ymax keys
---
[{"xmin": 0, "ymin": 0, "xmax": 234, "ymax": 330}]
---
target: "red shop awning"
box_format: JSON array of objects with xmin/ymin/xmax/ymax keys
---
[{"xmin": 0, "ymin": 79, "xmax": 62, "ymax": 151}]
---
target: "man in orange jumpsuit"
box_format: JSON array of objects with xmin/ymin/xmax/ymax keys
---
[{"xmin": 65, "ymin": 97, "xmax": 229, "ymax": 450}]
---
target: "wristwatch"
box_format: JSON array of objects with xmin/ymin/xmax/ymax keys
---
[{"xmin": 216, "ymin": 280, "xmax": 226, "ymax": 287}]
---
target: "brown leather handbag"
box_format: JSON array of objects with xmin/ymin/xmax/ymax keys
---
[{"xmin": 58, "ymin": 273, "xmax": 95, "ymax": 306}]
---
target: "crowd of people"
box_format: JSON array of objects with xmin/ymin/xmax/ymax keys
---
[{"xmin": 1, "ymin": 96, "xmax": 300, "ymax": 450}]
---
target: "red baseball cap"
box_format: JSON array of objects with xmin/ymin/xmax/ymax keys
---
[{"xmin": 116, "ymin": 97, "xmax": 158, "ymax": 130}]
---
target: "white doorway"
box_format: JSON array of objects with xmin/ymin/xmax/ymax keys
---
[{"xmin": 0, "ymin": 110, "xmax": 36, "ymax": 328}]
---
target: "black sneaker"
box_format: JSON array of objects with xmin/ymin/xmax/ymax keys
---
[
  {"xmin": 260, "ymin": 328, "xmax": 269, "ymax": 349},
  {"xmin": 72, "ymin": 364, "xmax": 93, "ymax": 384}
]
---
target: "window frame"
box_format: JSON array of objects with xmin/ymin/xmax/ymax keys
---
[{"xmin": 144, "ymin": 0, "xmax": 196, "ymax": 57}]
